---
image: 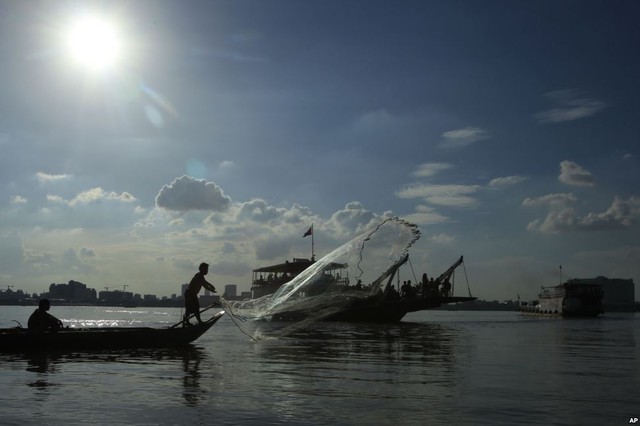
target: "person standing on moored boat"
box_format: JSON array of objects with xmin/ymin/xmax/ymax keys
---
[{"xmin": 183, "ymin": 262, "xmax": 217, "ymax": 326}]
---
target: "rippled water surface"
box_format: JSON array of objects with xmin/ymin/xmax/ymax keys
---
[{"xmin": 1, "ymin": 306, "xmax": 638, "ymax": 425}]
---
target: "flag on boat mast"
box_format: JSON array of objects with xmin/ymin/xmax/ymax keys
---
[
  {"xmin": 303, "ymin": 224, "xmax": 315, "ymax": 261},
  {"xmin": 303, "ymin": 225, "xmax": 313, "ymax": 238}
]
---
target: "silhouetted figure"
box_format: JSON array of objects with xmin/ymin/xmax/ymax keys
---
[
  {"xmin": 183, "ymin": 263, "xmax": 216, "ymax": 326},
  {"xmin": 442, "ymin": 279, "xmax": 452, "ymax": 297},
  {"xmin": 28, "ymin": 299, "xmax": 63, "ymax": 332}
]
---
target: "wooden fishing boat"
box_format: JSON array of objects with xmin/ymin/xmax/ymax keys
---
[
  {"xmin": 257, "ymin": 254, "xmax": 476, "ymax": 323},
  {"xmin": 0, "ymin": 310, "xmax": 224, "ymax": 352}
]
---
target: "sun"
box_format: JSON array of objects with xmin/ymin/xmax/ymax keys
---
[{"xmin": 65, "ymin": 15, "xmax": 122, "ymax": 73}]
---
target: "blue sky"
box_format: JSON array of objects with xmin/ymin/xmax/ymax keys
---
[{"xmin": 1, "ymin": 1, "xmax": 638, "ymax": 300}]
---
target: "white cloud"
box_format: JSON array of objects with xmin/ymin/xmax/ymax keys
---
[
  {"xmin": 10, "ymin": 195, "xmax": 27, "ymax": 204},
  {"xmin": 156, "ymin": 176, "xmax": 231, "ymax": 212},
  {"xmin": 412, "ymin": 162, "xmax": 453, "ymax": 178},
  {"xmin": 69, "ymin": 188, "xmax": 137, "ymax": 206},
  {"xmin": 524, "ymin": 194, "xmax": 640, "ymax": 233},
  {"xmin": 396, "ymin": 183, "xmax": 480, "ymax": 208},
  {"xmin": 46, "ymin": 194, "xmax": 65, "ymax": 204},
  {"xmin": 219, "ymin": 160, "xmax": 236, "ymax": 170},
  {"xmin": 579, "ymin": 196, "xmax": 640, "ymax": 230},
  {"xmin": 559, "ymin": 160, "xmax": 595, "ymax": 187},
  {"xmin": 326, "ymin": 201, "xmax": 377, "ymax": 237},
  {"xmin": 36, "ymin": 172, "xmax": 72, "ymax": 183},
  {"xmin": 488, "ymin": 175, "xmax": 528, "ymax": 187},
  {"xmin": 440, "ymin": 127, "xmax": 488, "ymax": 149},
  {"xmin": 522, "ymin": 193, "xmax": 577, "ymax": 208},
  {"xmin": 523, "ymin": 193, "xmax": 578, "ymax": 233},
  {"xmin": 535, "ymin": 89, "xmax": 607, "ymax": 123},
  {"xmin": 236, "ymin": 198, "xmax": 288, "ymax": 223},
  {"xmin": 402, "ymin": 205, "xmax": 450, "ymax": 225}
]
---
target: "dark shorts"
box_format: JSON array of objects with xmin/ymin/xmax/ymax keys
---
[{"xmin": 184, "ymin": 290, "xmax": 199, "ymax": 315}]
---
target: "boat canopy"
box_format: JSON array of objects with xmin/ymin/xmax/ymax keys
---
[
  {"xmin": 253, "ymin": 258, "xmax": 314, "ymax": 275},
  {"xmin": 251, "ymin": 258, "xmax": 349, "ymax": 299}
]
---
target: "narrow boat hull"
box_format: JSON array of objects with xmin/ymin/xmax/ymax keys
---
[
  {"xmin": 327, "ymin": 296, "xmax": 476, "ymax": 322},
  {"xmin": 270, "ymin": 296, "xmax": 477, "ymax": 323},
  {"xmin": 0, "ymin": 311, "xmax": 224, "ymax": 352}
]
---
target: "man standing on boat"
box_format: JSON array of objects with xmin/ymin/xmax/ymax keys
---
[{"xmin": 183, "ymin": 262, "xmax": 217, "ymax": 326}]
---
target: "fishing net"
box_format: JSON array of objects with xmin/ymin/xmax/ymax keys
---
[{"xmin": 221, "ymin": 217, "xmax": 420, "ymax": 340}]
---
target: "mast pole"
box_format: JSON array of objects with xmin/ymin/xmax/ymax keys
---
[
  {"xmin": 311, "ymin": 224, "xmax": 315, "ymax": 261},
  {"xmin": 559, "ymin": 265, "xmax": 562, "ymax": 285}
]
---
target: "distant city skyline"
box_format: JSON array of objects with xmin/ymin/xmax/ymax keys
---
[{"xmin": 1, "ymin": 1, "xmax": 638, "ymax": 301}]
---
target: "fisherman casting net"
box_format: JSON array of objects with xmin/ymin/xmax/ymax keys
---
[{"xmin": 222, "ymin": 217, "xmax": 421, "ymax": 340}]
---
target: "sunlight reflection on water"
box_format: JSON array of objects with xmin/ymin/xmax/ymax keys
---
[{"xmin": 0, "ymin": 307, "xmax": 638, "ymax": 425}]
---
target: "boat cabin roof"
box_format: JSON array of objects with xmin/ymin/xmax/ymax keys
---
[{"xmin": 253, "ymin": 258, "xmax": 347, "ymax": 274}]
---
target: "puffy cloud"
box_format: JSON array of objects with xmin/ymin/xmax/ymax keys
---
[
  {"xmin": 522, "ymin": 192, "xmax": 577, "ymax": 233},
  {"xmin": 535, "ymin": 89, "xmax": 607, "ymax": 123},
  {"xmin": 412, "ymin": 162, "xmax": 453, "ymax": 178},
  {"xmin": 524, "ymin": 194, "xmax": 640, "ymax": 233},
  {"xmin": 236, "ymin": 198, "xmax": 286, "ymax": 223},
  {"xmin": 70, "ymin": 188, "xmax": 137, "ymax": 206},
  {"xmin": 396, "ymin": 183, "xmax": 479, "ymax": 208},
  {"xmin": 559, "ymin": 160, "xmax": 595, "ymax": 187},
  {"xmin": 326, "ymin": 201, "xmax": 377, "ymax": 237},
  {"xmin": 489, "ymin": 175, "xmax": 528, "ymax": 187},
  {"xmin": 440, "ymin": 127, "xmax": 488, "ymax": 149},
  {"xmin": 579, "ymin": 196, "xmax": 640, "ymax": 230},
  {"xmin": 232, "ymin": 200, "xmax": 313, "ymax": 227},
  {"xmin": 522, "ymin": 193, "xmax": 577, "ymax": 208},
  {"xmin": 156, "ymin": 176, "xmax": 231, "ymax": 212}
]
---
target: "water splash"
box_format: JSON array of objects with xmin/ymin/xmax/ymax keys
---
[{"xmin": 222, "ymin": 217, "xmax": 420, "ymax": 340}]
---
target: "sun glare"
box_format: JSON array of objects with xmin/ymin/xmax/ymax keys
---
[{"xmin": 65, "ymin": 15, "xmax": 122, "ymax": 73}]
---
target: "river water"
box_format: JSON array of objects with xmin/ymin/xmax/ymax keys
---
[{"xmin": 0, "ymin": 306, "xmax": 638, "ymax": 425}]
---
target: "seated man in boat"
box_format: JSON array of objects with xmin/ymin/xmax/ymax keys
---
[
  {"xmin": 183, "ymin": 262, "xmax": 217, "ymax": 326},
  {"xmin": 28, "ymin": 299, "xmax": 64, "ymax": 332}
]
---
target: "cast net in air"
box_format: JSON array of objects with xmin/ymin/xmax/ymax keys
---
[{"xmin": 221, "ymin": 217, "xmax": 421, "ymax": 340}]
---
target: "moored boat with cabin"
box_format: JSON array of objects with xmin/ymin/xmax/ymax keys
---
[
  {"xmin": 519, "ymin": 280, "xmax": 604, "ymax": 317},
  {"xmin": 250, "ymin": 254, "xmax": 476, "ymax": 323}
]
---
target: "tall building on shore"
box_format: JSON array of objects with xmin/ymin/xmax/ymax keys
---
[{"xmin": 224, "ymin": 284, "xmax": 237, "ymax": 299}]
